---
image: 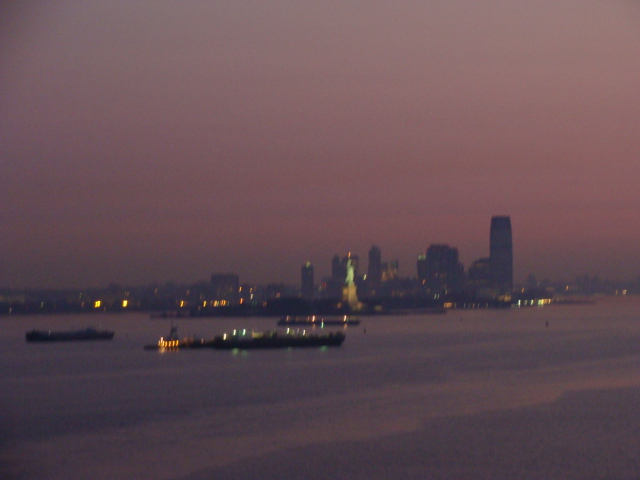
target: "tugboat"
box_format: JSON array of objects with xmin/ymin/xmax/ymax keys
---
[
  {"xmin": 25, "ymin": 327, "xmax": 115, "ymax": 342},
  {"xmin": 145, "ymin": 325, "xmax": 194, "ymax": 350}
]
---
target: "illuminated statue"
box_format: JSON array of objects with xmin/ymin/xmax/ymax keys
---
[
  {"xmin": 345, "ymin": 259, "xmax": 355, "ymax": 285},
  {"xmin": 342, "ymin": 258, "xmax": 360, "ymax": 311}
]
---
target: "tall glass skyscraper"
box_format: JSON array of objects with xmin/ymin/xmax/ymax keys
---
[{"xmin": 489, "ymin": 216, "xmax": 513, "ymax": 291}]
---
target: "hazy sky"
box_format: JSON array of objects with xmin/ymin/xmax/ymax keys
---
[{"xmin": 2, "ymin": 1, "xmax": 640, "ymax": 288}]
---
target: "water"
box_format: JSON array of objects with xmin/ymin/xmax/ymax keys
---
[{"xmin": 2, "ymin": 298, "xmax": 640, "ymax": 479}]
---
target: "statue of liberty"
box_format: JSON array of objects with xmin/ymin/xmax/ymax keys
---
[
  {"xmin": 342, "ymin": 257, "xmax": 360, "ymax": 310},
  {"xmin": 345, "ymin": 259, "xmax": 355, "ymax": 285}
]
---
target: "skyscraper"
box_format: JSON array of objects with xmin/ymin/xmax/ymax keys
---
[
  {"xmin": 489, "ymin": 216, "xmax": 513, "ymax": 292},
  {"xmin": 467, "ymin": 257, "xmax": 491, "ymax": 294},
  {"xmin": 468, "ymin": 257, "xmax": 490, "ymax": 283},
  {"xmin": 417, "ymin": 254, "xmax": 428, "ymax": 285},
  {"xmin": 331, "ymin": 255, "xmax": 343, "ymax": 283},
  {"xmin": 300, "ymin": 262, "xmax": 314, "ymax": 299},
  {"xmin": 425, "ymin": 244, "xmax": 464, "ymax": 295},
  {"xmin": 380, "ymin": 260, "xmax": 399, "ymax": 282},
  {"xmin": 368, "ymin": 245, "xmax": 382, "ymax": 290}
]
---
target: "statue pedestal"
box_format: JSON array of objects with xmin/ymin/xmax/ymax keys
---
[{"xmin": 342, "ymin": 283, "xmax": 360, "ymax": 311}]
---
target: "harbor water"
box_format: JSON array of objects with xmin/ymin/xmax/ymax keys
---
[{"xmin": 2, "ymin": 297, "xmax": 640, "ymax": 479}]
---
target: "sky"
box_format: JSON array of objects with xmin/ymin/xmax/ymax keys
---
[{"xmin": 2, "ymin": 1, "xmax": 640, "ymax": 288}]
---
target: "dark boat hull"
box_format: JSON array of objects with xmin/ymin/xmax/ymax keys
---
[
  {"xmin": 277, "ymin": 316, "xmax": 360, "ymax": 327},
  {"xmin": 144, "ymin": 331, "xmax": 345, "ymax": 350},
  {"xmin": 211, "ymin": 331, "xmax": 345, "ymax": 349},
  {"xmin": 26, "ymin": 329, "xmax": 115, "ymax": 342}
]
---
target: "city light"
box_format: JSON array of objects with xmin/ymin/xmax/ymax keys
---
[{"xmin": 4, "ymin": 216, "xmax": 636, "ymax": 316}]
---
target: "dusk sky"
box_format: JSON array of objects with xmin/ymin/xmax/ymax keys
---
[{"xmin": 2, "ymin": 1, "xmax": 640, "ymax": 288}]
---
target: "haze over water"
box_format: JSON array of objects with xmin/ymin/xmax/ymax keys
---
[
  {"xmin": 4, "ymin": 2, "xmax": 640, "ymax": 287},
  {"xmin": 2, "ymin": 298, "xmax": 640, "ymax": 479}
]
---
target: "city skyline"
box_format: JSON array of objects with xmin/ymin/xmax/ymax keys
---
[{"xmin": 3, "ymin": 2, "xmax": 640, "ymax": 289}]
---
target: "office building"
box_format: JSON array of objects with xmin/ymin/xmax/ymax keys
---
[
  {"xmin": 380, "ymin": 260, "xmax": 399, "ymax": 282},
  {"xmin": 368, "ymin": 245, "xmax": 382, "ymax": 290},
  {"xmin": 301, "ymin": 262, "xmax": 314, "ymax": 299},
  {"xmin": 417, "ymin": 254, "xmax": 428, "ymax": 285},
  {"xmin": 489, "ymin": 215, "xmax": 513, "ymax": 291},
  {"xmin": 331, "ymin": 255, "xmax": 343, "ymax": 283},
  {"xmin": 425, "ymin": 244, "xmax": 463, "ymax": 295},
  {"xmin": 467, "ymin": 257, "xmax": 491, "ymax": 295}
]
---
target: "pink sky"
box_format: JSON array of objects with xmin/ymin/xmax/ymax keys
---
[{"xmin": 2, "ymin": 1, "xmax": 640, "ymax": 288}]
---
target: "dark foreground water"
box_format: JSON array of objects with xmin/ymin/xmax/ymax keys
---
[{"xmin": 2, "ymin": 298, "xmax": 640, "ymax": 479}]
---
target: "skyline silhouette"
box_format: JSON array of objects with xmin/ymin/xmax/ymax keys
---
[{"xmin": 2, "ymin": 2, "xmax": 640, "ymax": 288}]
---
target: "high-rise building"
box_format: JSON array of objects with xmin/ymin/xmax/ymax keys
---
[
  {"xmin": 300, "ymin": 262, "xmax": 314, "ymax": 299},
  {"xmin": 417, "ymin": 254, "xmax": 428, "ymax": 285},
  {"xmin": 380, "ymin": 260, "xmax": 399, "ymax": 282},
  {"xmin": 467, "ymin": 257, "xmax": 491, "ymax": 294},
  {"xmin": 368, "ymin": 245, "xmax": 382, "ymax": 289},
  {"xmin": 425, "ymin": 244, "xmax": 464, "ymax": 295},
  {"xmin": 331, "ymin": 255, "xmax": 343, "ymax": 283},
  {"xmin": 489, "ymin": 215, "xmax": 513, "ymax": 291}
]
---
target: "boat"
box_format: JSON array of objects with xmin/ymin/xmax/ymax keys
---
[
  {"xmin": 144, "ymin": 327, "xmax": 345, "ymax": 350},
  {"xmin": 143, "ymin": 325, "xmax": 208, "ymax": 350},
  {"xmin": 25, "ymin": 327, "xmax": 115, "ymax": 342},
  {"xmin": 277, "ymin": 315, "xmax": 360, "ymax": 326},
  {"xmin": 210, "ymin": 329, "xmax": 346, "ymax": 349}
]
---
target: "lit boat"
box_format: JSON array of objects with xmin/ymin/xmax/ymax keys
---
[
  {"xmin": 25, "ymin": 327, "xmax": 115, "ymax": 342},
  {"xmin": 144, "ymin": 328, "xmax": 346, "ymax": 350},
  {"xmin": 277, "ymin": 315, "xmax": 360, "ymax": 326},
  {"xmin": 143, "ymin": 325, "xmax": 208, "ymax": 350},
  {"xmin": 210, "ymin": 329, "xmax": 346, "ymax": 349}
]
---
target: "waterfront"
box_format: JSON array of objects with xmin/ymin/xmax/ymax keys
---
[{"xmin": 2, "ymin": 298, "xmax": 640, "ymax": 479}]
